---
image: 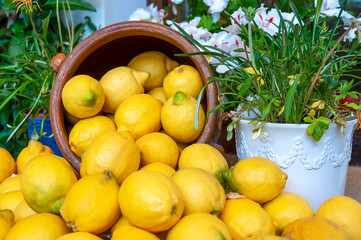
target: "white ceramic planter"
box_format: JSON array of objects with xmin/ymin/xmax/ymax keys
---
[{"xmin": 234, "ymin": 119, "xmax": 358, "ymax": 211}]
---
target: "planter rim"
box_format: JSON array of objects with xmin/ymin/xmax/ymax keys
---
[{"xmin": 233, "ymin": 118, "xmax": 358, "ymax": 129}]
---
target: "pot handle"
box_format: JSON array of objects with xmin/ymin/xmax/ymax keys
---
[{"xmin": 50, "ymin": 53, "xmax": 66, "ymax": 73}]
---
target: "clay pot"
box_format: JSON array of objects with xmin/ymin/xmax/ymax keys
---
[{"xmin": 50, "ymin": 21, "xmax": 222, "ymax": 172}]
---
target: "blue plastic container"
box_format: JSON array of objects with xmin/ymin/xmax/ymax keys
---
[{"xmin": 27, "ymin": 117, "xmax": 63, "ymax": 157}]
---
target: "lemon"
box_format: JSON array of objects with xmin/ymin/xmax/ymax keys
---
[
  {"xmin": 281, "ymin": 216, "xmax": 349, "ymax": 240},
  {"xmin": 0, "ymin": 191, "xmax": 23, "ymax": 212},
  {"xmin": 127, "ymin": 51, "xmax": 179, "ymax": 91},
  {"xmin": 13, "ymin": 200, "xmax": 37, "ymax": 223},
  {"xmin": 69, "ymin": 116, "xmax": 116, "ymax": 157},
  {"xmin": 178, "ymin": 143, "xmax": 228, "ymax": 183},
  {"xmin": 161, "ymin": 91, "xmax": 205, "ymax": 143},
  {"xmin": 163, "ymin": 65, "xmax": 204, "ymax": 100},
  {"xmin": 57, "ymin": 232, "xmax": 102, "ymax": 240},
  {"xmin": 111, "ymin": 225, "xmax": 160, "ymax": 240},
  {"xmin": 5, "ymin": 213, "xmax": 70, "ymax": 240},
  {"xmin": 171, "ymin": 168, "xmax": 226, "ymax": 215},
  {"xmin": 224, "ymin": 157, "xmax": 287, "ymax": 204},
  {"xmin": 136, "ymin": 132, "xmax": 179, "ymax": 168},
  {"xmin": 244, "ymin": 235, "xmax": 288, "ymax": 240},
  {"xmin": 140, "ymin": 162, "xmax": 176, "ymax": 178},
  {"xmin": 62, "ymin": 75, "xmax": 105, "ymax": 118},
  {"xmin": 263, "ymin": 192, "xmax": 314, "ymax": 235},
  {"xmin": 110, "ymin": 216, "xmax": 132, "ymax": 234},
  {"xmin": 0, "ymin": 209, "xmax": 14, "ymax": 240},
  {"xmin": 0, "ymin": 175, "xmax": 20, "ymax": 194},
  {"xmin": 220, "ymin": 197, "xmax": 276, "ymax": 239},
  {"xmin": 118, "ymin": 170, "xmax": 184, "ymax": 232},
  {"xmin": 148, "ymin": 87, "xmax": 167, "ymax": 104},
  {"xmin": 20, "ymin": 154, "xmax": 77, "ymax": 214},
  {"xmin": 114, "ymin": 94, "xmax": 163, "ymax": 140},
  {"xmin": 80, "ymin": 131, "xmax": 140, "ymax": 185},
  {"xmin": 316, "ymin": 196, "xmax": 361, "ymax": 240},
  {"xmin": 60, "ymin": 171, "xmax": 120, "ymax": 234},
  {"xmin": 100, "ymin": 66, "xmax": 150, "ymax": 114},
  {"xmin": 16, "ymin": 139, "xmax": 54, "ymax": 174},
  {"xmin": 167, "ymin": 213, "xmax": 231, "ymax": 240},
  {"xmin": 0, "ymin": 147, "xmax": 15, "ymax": 184}
]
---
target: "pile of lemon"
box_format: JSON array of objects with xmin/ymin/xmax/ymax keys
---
[
  {"xmin": 1, "ymin": 140, "xmax": 361, "ymax": 240},
  {"xmin": 0, "ymin": 51, "xmax": 361, "ymax": 240}
]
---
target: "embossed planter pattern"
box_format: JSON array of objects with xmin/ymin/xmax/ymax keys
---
[{"xmin": 235, "ymin": 119, "xmax": 358, "ymax": 211}]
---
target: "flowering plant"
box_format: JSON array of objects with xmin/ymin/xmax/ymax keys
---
[{"xmin": 130, "ymin": 0, "xmax": 361, "ymax": 141}]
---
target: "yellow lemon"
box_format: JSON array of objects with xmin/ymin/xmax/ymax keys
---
[
  {"xmin": 136, "ymin": 132, "xmax": 179, "ymax": 168},
  {"xmin": 147, "ymin": 87, "xmax": 167, "ymax": 104},
  {"xmin": 127, "ymin": 51, "xmax": 179, "ymax": 91},
  {"xmin": 20, "ymin": 154, "xmax": 77, "ymax": 214},
  {"xmin": 161, "ymin": 91, "xmax": 205, "ymax": 143},
  {"xmin": 100, "ymin": 66, "xmax": 150, "ymax": 114},
  {"xmin": 171, "ymin": 168, "xmax": 226, "ymax": 215},
  {"xmin": 111, "ymin": 225, "xmax": 160, "ymax": 240},
  {"xmin": 0, "ymin": 209, "xmax": 14, "ymax": 240},
  {"xmin": 244, "ymin": 235, "xmax": 288, "ymax": 240},
  {"xmin": 0, "ymin": 147, "xmax": 15, "ymax": 184},
  {"xmin": 220, "ymin": 198, "xmax": 276, "ymax": 239},
  {"xmin": 0, "ymin": 175, "xmax": 20, "ymax": 194},
  {"xmin": 114, "ymin": 94, "xmax": 163, "ymax": 140},
  {"xmin": 224, "ymin": 157, "xmax": 287, "ymax": 204},
  {"xmin": 69, "ymin": 116, "xmax": 116, "ymax": 157},
  {"xmin": 0, "ymin": 191, "xmax": 23, "ymax": 212},
  {"xmin": 16, "ymin": 139, "xmax": 53, "ymax": 174},
  {"xmin": 316, "ymin": 196, "xmax": 361, "ymax": 240},
  {"xmin": 60, "ymin": 171, "xmax": 120, "ymax": 234},
  {"xmin": 140, "ymin": 162, "xmax": 176, "ymax": 178},
  {"xmin": 281, "ymin": 216, "xmax": 350, "ymax": 240},
  {"xmin": 62, "ymin": 75, "xmax": 105, "ymax": 118},
  {"xmin": 57, "ymin": 232, "xmax": 102, "ymax": 240},
  {"xmin": 110, "ymin": 216, "xmax": 132, "ymax": 234},
  {"xmin": 80, "ymin": 131, "xmax": 140, "ymax": 185},
  {"xmin": 163, "ymin": 65, "xmax": 204, "ymax": 100},
  {"xmin": 118, "ymin": 170, "xmax": 184, "ymax": 232},
  {"xmin": 263, "ymin": 192, "xmax": 314, "ymax": 235},
  {"xmin": 5, "ymin": 213, "xmax": 70, "ymax": 240},
  {"xmin": 178, "ymin": 143, "xmax": 228, "ymax": 183},
  {"xmin": 13, "ymin": 200, "xmax": 37, "ymax": 223},
  {"xmin": 167, "ymin": 213, "xmax": 231, "ymax": 240}
]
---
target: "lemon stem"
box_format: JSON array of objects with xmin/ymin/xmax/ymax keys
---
[
  {"xmin": 104, "ymin": 170, "xmax": 114, "ymax": 180},
  {"xmin": 222, "ymin": 169, "xmax": 238, "ymax": 193},
  {"xmin": 177, "ymin": 67, "xmax": 183, "ymax": 73},
  {"xmin": 83, "ymin": 89, "xmax": 96, "ymax": 105},
  {"xmin": 173, "ymin": 91, "xmax": 187, "ymax": 106}
]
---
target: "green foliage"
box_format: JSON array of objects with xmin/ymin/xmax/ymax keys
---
[
  {"xmin": 176, "ymin": 0, "xmax": 361, "ymax": 141},
  {"xmin": 0, "ymin": 0, "xmax": 96, "ymax": 156}
]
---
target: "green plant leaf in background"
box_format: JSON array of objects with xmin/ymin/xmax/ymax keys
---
[
  {"xmin": 42, "ymin": 11, "xmax": 52, "ymax": 41},
  {"xmin": 44, "ymin": 0, "xmax": 96, "ymax": 12},
  {"xmin": 4, "ymin": 0, "xmax": 13, "ymax": 16}
]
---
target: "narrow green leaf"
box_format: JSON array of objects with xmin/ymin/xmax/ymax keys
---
[
  {"xmin": 226, "ymin": 131, "xmax": 233, "ymax": 141},
  {"xmin": 4, "ymin": 0, "xmax": 13, "ymax": 16},
  {"xmin": 44, "ymin": 0, "xmax": 96, "ymax": 12},
  {"xmin": 284, "ymin": 73, "xmax": 303, "ymax": 121},
  {"xmin": 42, "ymin": 11, "xmax": 52, "ymax": 41}
]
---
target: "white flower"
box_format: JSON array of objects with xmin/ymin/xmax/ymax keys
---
[
  {"xmin": 315, "ymin": 0, "xmax": 340, "ymax": 12},
  {"xmin": 171, "ymin": 0, "xmax": 184, "ymax": 4},
  {"xmin": 223, "ymin": 7, "xmax": 248, "ymax": 33},
  {"xmin": 167, "ymin": 18, "xmax": 212, "ymax": 43},
  {"xmin": 203, "ymin": 0, "xmax": 229, "ymax": 22},
  {"xmin": 343, "ymin": 18, "xmax": 361, "ymax": 42},
  {"xmin": 281, "ymin": 12, "xmax": 303, "ymax": 28},
  {"xmin": 254, "ymin": 6, "xmax": 280, "ymax": 36},
  {"xmin": 129, "ymin": 3, "xmax": 164, "ymax": 24}
]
